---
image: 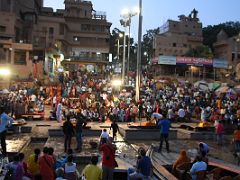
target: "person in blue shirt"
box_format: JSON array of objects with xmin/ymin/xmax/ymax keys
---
[
  {"xmin": 0, "ymin": 106, "xmax": 14, "ymax": 156},
  {"xmin": 157, "ymin": 114, "xmax": 171, "ymax": 153},
  {"xmin": 190, "ymin": 155, "xmax": 207, "ymax": 180},
  {"xmin": 128, "ymin": 148, "xmax": 152, "ymax": 179}
]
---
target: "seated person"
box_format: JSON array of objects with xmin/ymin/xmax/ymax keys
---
[
  {"xmin": 128, "ymin": 148, "xmax": 152, "ymax": 180},
  {"xmin": 172, "ymin": 150, "xmax": 191, "ymax": 171},
  {"xmin": 5, "ymin": 155, "xmax": 20, "ymax": 178},
  {"xmin": 55, "ymin": 149, "xmax": 73, "ymax": 170},
  {"xmin": 190, "ymin": 155, "xmax": 207, "ymax": 180},
  {"xmin": 82, "ymin": 155, "xmax": 102, "ymax": 180},
  {"xmin": 64, "ymin": 155, "xmax": 77, "ymax": 180},
  {"xmin": 55, "ymin": 167, "xmax": 66, "ymax": 180}
]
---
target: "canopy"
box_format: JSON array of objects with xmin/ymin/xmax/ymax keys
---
[
  {"xmin": 215, "ymin": 86, "xmax": 229, "ymax": 94},
  {"xmin": 194, "ymin": 80, "xmax": 209, "ymax": 91},
  {"xmin": 208, "ymin": 82, "xmax": 221, "ymax": 90},
  {"xmin": 0, "ymin": 89, "xmax": 10, "ymax": 94}
]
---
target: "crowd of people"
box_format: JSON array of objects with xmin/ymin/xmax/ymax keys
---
[{"xmin": 1, "ymin": 70, "xmax": 240, "ymax": 179}]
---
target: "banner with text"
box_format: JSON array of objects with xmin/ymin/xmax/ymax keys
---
[
  {"xmin": 176, "ymin": 56, "xmax": 213, "ymax": 66},
  {"xmin": 213, "ymin": 59, "xmax": 228, "ymax": 69},
  {"xmin": 159, "ymin": 55, "xmax": 176, "ymax": 65}
]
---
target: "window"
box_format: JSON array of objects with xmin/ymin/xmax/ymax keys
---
[
  {"xmin": 85, "ymin": 10, "xmax": 87, "ymax": 17},
  {"xmin": 81, "ymin": 24, "xmax": 90, "ymax": 31},
  {"xmin": 14, "ymin": 50, "xmax": 26, "ymax": 65},
  {"xmin": 59, "ymin": 24, "xmax": 64, "ymax": 35},
  {"xmin": 0, "ymin": 48, "xmax": 6, "ymax": 63},
  {"xmin": 183, "ymin": 44, "xmax": 187, "ymax": 47},
  {"xmin": 173, "ymin": 43, "xmax": 176, "ymax": 47},
  {"xmin": 49, "ymin": 27, "xmax": 54, "ymax": 35},
  {"xmin": 0, "ymin": 26, "xmax": 6, "ymax": 32}
]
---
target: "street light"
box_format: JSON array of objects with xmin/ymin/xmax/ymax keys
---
[
  {"xmin": 117, "ymin": 33, "xmax": 123, "ymax": 61},
  {"xmin": 135, "ymin": 0, "xmax": 142, "ymax": 103},
  {"xmin": 121, "ymin": 7, "xmax": 138, "ymax": 82}
]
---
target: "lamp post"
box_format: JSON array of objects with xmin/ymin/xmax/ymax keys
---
[
  {"xmin": 119, "ymin": 23, "xmax": 127, "ymax": 85},
  {"xmin": 121, "ymin": 8, "xmax": 138, "ymax": 85},
  {"xmin": 117, "ymin": 33, "xmax": 123, "ymax": 61},
  {"xmin": 135, "ymin": 0, "xmax": 142, "ymax": 102}
]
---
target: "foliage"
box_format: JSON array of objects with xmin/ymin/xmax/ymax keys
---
[
  {"xmin": 184, "ymin": 45, "xmax": 213, "ymax": 58},
  {"xmin": 203, "ymin": 21, "xmax": 240, "ymax": 50},
  {"xmin": 142, "ymin": 27, "xmax": 160, "ymax": 65}
]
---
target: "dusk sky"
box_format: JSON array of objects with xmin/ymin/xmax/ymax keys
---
[{"xmin": 44, "ymin": 0, "xmax": 240, "ymax": 40}]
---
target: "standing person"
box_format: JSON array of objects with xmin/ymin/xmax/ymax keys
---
[
  {"xmin": 100, "ymin": 129, "xmax": 109, "ymax": 145},
  {"xmin": 75, "ymin": 110, "xmax": 87, "ymax": 152},
  {"xmin": 63, "ymin": 116, "xmax": 74, "ymax": 152},
  {"xmin": 198, "ymin": 142, "xmax": 209, "ymax": 156},
  {"xmin": 0, "ymin": 106, "xmax": 14, "ymax": 156},
  {"xmin": 82, "ymin": 155, "xmax": 102, "ymax": 180},
  {"xmin": 99, "ymin": 137, "xmax": 117, "ymax": 180},
  {"xmin": 56, "ymin": 101, "xmax": 63, "ymax": 123},
  {"xmin": 157, "ymin": 114, "xmax": 171, "ymax": 153},
  {"xmin": 233, "ymin": 126, "xmax": 240, "ymax": 153},
  {"xmin": 110, "ymin": 121, "xmax": 119, "ymax": 141},
  {"xmin": 215, "ymin": 120, "xmax": 224, "ymax": 145},
  {"xmin": 38, "ymin": 147, "xmax": 55, "ymax": 180}
]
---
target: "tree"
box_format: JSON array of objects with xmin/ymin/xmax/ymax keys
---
[
  {"xmin": 142, "ymin": 27, "xmax": 160, "ymax": 65},
  {"xmin": 184, "ymin": 45, "xmax": 213, "ymax": 58},
  {"xmin": 203, "ymin": 21, "xmax": 240, "ymax": 50}
]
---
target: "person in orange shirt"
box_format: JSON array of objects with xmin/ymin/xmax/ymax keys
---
[
  {"xmin": 38, "ymin": 147, "xmax": 55, "ymax": 180},
  {"xmin": 233, "ymin": 126, "xmax": 240, "ymax": 152}
]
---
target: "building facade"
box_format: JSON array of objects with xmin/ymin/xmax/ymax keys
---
[
  {"xmin": 153, "ymin": 9, "xmax": 202, "ymax": 58},
  {"xmin": 213, "ymin": 30, "xmax": 240, "ymax": 79},
  {"xmin": 0, "ymin": 0, "xmax": 111, "ymax": 88}
]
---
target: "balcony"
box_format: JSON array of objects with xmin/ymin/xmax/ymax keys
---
[{"xmin": 92, "ymin": 11, "xmax": 106, "ymax": 20}]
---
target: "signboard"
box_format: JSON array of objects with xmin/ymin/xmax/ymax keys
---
[
  {"xmin": 213, "ymin": 59, "xmax": 228, "ymax": 69},
  {"xmin": 176, "ymin": 56, "xmax": 213, "ymax": 66},
  {"xmin": 158, "ymin": 56, "xmax": 176, "ymax": 65}
]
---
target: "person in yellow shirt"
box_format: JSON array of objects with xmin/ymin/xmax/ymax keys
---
[
  {"xmin": 82, "ymin": 155, "xmax": 102, "ymax": 180},
  {"xmin": 27, "ymin": 148, "xmax": 41, "ymax": 176}
]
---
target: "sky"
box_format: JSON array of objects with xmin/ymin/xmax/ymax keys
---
[{"xmin": 44, "ymin": 0, "xmax": 240, "ymax": 40}]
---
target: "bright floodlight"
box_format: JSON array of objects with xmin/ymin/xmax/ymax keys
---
[
  {"xmin": 132, "ymin": 6, "xmax": 139, "ymax": 15},
  {"xmin": 0, "ymin": 69, "xmax": 10, "ymax": 76},
  {"xmin": 119, "ymin": 33, "xmax": 123, "ymax": 38},
  {"xmin": 112, "ymin": 79, "xmax": 122, "ymax": 86},
  {"xmin": 121, "ymin": 8, "xmax": 129, "ymax": 16}
]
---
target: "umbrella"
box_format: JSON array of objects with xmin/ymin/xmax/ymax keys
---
[
  {"xmin": 234, "ymin": 85, "xmax": 240, "ymax": 92},
  {"xmin": 208, "ymin": 82, "xmax": 221, "ymax": 90},
  {"xmin": 0, "ymin": 89, "xmax": 10, "ymax": 94},
  {"xmin": 151, "ymin": 113, "xmax": 163, "ymax": 120},
  {"xmin": 215, "ymin": 86, "xmax": 229, "ymax": 94},
  {"xmin": 226, "ymin": 88, "xmax": 237, "ymax": 99},
  {"xmin": 194, "ymin": 80, "xmax": 207, "ymax": 87},
  {"xmin": 194, "ymin": 80, "xmax": 209, "ymax": 91}
]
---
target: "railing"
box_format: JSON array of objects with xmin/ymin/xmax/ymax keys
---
[{"xmin": 92, "ymin": 11, "xmax": 106, "ymax": 20}]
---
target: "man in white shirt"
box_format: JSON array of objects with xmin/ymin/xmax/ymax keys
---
[
  {"xmin": 100, "ymin": 129, "xmax": 109, "ymax": 144},
  {"xmin": 178, "ymin": 107, "xmax": 185, "ymax": 121}
]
